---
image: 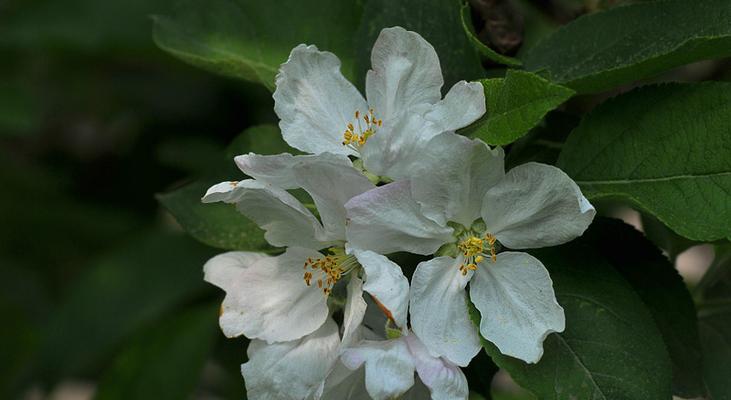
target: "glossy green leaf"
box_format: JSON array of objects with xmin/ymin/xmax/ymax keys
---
[
  {"xmin": 523, "ymin": 0, "xmax": 731, "ymax": 93},
  {"xmin": 557, "ymin": 83, "xmax": 731, "ymax": 242},
  {"xmin": 355, "ymin": 0, "xmax": 483, "ymax": 89},
  {"xmin": 35, "ymin": 231, "xmax": 214, "ymax": 382},
  {"xmin": 153, "ymin": 0, "xmax": 362, "ymax": 91},
  {"xmin": 472, "ymin": 242, "xmax": 672, "ymax": 400},
  {"xmin": 459, "ymin": 2, "xmax": 522, "ymax": 67},
  {"xmin": 461, "ymin": 70, "xmax": 574, "ymax": 145},
  {"xmin": 95, "ymin": 304, "xmax": 219, "ymax": 400},
  {"xmin": 583, "ymin": 218, "xmax": 704, "ymax": 397}
]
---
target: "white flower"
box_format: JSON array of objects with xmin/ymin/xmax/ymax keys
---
[
  {"xmin": 273, "ymin": 26, "xmax": 485, "ymax": 180},
  {"xmin": 345, "ymin": 132, "xmax": 596, "ymax": 365},
  {"xmin": 202, "ymin": 153, "xmax": 410, "ymax": 399},
  {"xmin": 339, "ymin": 332, "xmax": 469, "ymax": 400}
]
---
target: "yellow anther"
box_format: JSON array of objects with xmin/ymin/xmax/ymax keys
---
[
  {"xmin": 342, "ymin": 109, "xmax": 381, "ymax": 149},
  {"xmin": 456, "ymin": 232, "xmax": 498, "ymax": 272},
  {"xmin": 302, "ymin": 248, "xmax": 360, "ymax": 296}
]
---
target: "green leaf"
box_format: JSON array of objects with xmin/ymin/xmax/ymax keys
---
[
  {"xmin": 157, "ymin": 124, "xmax": 292, "ymax": 251},
  {"xmin": 696, "ymin": 244, "xmax": 731, "ymax": 399},
  {"xmin": 583, "ymin": 218, "xmax": 704, "ymax": 398},
  {"xmin": 522, "ymin": 0, "xmax": 731, "ymax": 93},
  {"xmin": 459, "ymin": 2, "xmax": 522, "ymax": 67},
  {"xmin": 557, "ymin": 83, "xmax": 731, "ymax": 242},
  {"xmin": 461, "ymin": 70, "xmax": 574, "ymax": 145},
  {"xmin": 472, "ymin": 242, "xmax": 672, "ymax": 399},
  {"xmin": 153, "ymin": 0, "xmax": 362, "ymax": 91},
  {"xmin": 355, "ymin": 0, "xmax": 483, "ymax": 90},
  {"xmin": 95, "ymin": 303, "xmax": 219, "ymax": 400},
  {"xmin": 641, "ymin": 213, "xmax": 700, "ymax": 262},
  {"xmin": 158, "ymin": 181, "xmax": 269, "ymax": 251},
  {"xmin": 35, "ymin": 231, "xmax": 214, "ymax": 382},
  {"xmin": 699, "ymin": 306, "xmax": 731, "ymax": 400},
  {"xmin": 696, "ymin": 244, "xmax": 731, "ymax": 301}
]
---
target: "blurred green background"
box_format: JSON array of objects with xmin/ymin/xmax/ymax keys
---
[
  {"xmin": 1, "ymin": 0, "xmax": 727, "ymax": 399},
  {"xmin": 0, "ymin": 0, "xmax": 275, "ymax": 398}
]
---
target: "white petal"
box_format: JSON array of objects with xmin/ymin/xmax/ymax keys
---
[
  {"xmin": 409, "ymin": 257, "xmax": 481, "ymax": 366},
  {"xmin": 469, "ymin": 251, "xmax": 565, "ymax": 363},
  {"xmin": 203, "ymin": 179, "xmax": 328, "ymax": 249},
  {"xmin": 345, "ymin": 180, "xmax": 454, "ymax": 255},
  {"xmin": 481, "ymin": 162, "xmax": 596, "ymax": 249},
  {"xmin": 411, "ymin": 133, "xmax": 505, "ymax": 227},
  {"xmin": 405, "ymin": 334, "xmax": 470, "ymax": 400},
  {"xmin": 352, "ymin": 249, "xmax": 410, "ymax": 330},
  {"xmin": 242, "ymin": 319, "xmax": 340, "ymax": 400},
  {"xmin": 203, "ymin": 248, "xmax": 330, "ymax": 342},
  {"xmin": 423, "ymin": 81, "xmax": 486, "ymax": 132},
  {"xmin": 360, "ymin": 112, "xmax": 443, "ymax": 180},
  {"xmin": 401, "ymin": 378, "xmax": 433, "ymax": 400},
  {"xmin": 341, "ymin": 274, "xmax": 367, "ymax": 350},
  {"xmin": 235, "ymin": 153, "xmax": 300, "ymax": 189},
  {"xmin": 237, "ymin": 153, "xmax": 375, "ymax": 239},
  {"xmin": 274, "ymin": 44, "xmax": 367, "ymax": 156},
  {"xmin": 341, "ymin": 339, "xmax": 416, "ymax": 400},
  {"xmin": 318, "ymin": 363, "xmax": 371, "ymax": 400},
  {"xmin": 366, "ymin": 27, "xmax": 443, "ymax": 125}
]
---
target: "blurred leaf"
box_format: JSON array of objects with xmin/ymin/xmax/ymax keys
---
[
  {"xmin": 153, "ymin": 0, "xmax": 362, "ymax": 91},
  {"xmin": 523, "ymin": 0, "xmax": 731, "ymax": 93},
  {"xmin": 34, "ymin": 231, "xmax": 214, "ymax": 382},
  {"xmin": 95, "ymin": 303, "xmax": 219, "ymax": 400},
  {"xmin": 158, "ymin": 181, "xmax": 269, "ymax": 251},
  {"xmin": 0, "ymin": 0, "xmax": 175, "ymax": 53},
  {"xmin": 355, "ymin": 0, "xmax": 483, "ymax": 90},
  {"xmin": 699, "ymin": 307, "xmax": 731, "ymax": 400},
  {"xmin": 0, "ymin": 261, "xmax": 49, "ymax": 397},
  {"xmin": 583, "ymin": 218, "xmax": 704, "ymax": 398},
  {"xmin": 459, "ymin": 2, "xmax": 522, "ymax": 67},
  {"xmin": 695, "ymin": 244, "xmax": 731, "ymax": 399},
  {"xmin": 557, "ymin": 83, "xmax": 731, "ymax": 242},
  {"xmin": 461, "ymin": 70, "xmax": 574, "ymax": 145},
  {"xmin": 473, "ymin": 242, "xmax": 672, "ymax": 399},
  {"xmin": 157, "ymin": 136, "xmax": 224, "ymax": 174},
  {"xmin": 696, "ymin": 244, "xmax": 731, "ymax": 302},
  {"xmin": 0, "ymin": 81, "xmax": 40, "ymax": 136},
  {"xmin": 158, "ymin": 124, "xmax": 292, "ymax": 251},
  {"xmin": 225, "ymin": 124, "xmax": 298, "ymax": 160}
]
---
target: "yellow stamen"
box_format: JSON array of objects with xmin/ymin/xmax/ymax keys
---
[
  {"xmin": 456, "ymin": 232, "xmax": 498, "ymax": 272},
  {"xmin": 302, "ymin": 248, "xmax": 360, "ymax": 296},
  {"xmin": 342, "ymin": 109, "xmax": 381, "ymax": 149}
]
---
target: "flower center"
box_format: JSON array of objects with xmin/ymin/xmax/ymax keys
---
[
  {"xmin": 303, "ymin": 247, "xmax": 360, "ymax": 296},
  {"xmin": 342, "ymin": 109, "xmax": 382, "ymax": 149},
  {"xmin": 456, "ymin": 233, "xmax": 497, "ymax": 275}
]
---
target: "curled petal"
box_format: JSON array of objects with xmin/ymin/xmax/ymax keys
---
[
  {"xmin": 409, "ymin": 256, "xmax": 481, "ymax": 367},
  {"xmin": 242, "ymin": 319, "xmax": 340, "ymax": 400},
  {"xmin": 345, "ymin": 180, "xmax": 454, "ymax": 255},
  {"xmin": 481, "ymin": 162, "xmax": 596, "ymax": 249},
  {"xmin": 470, "ymin": 251, "xmax": 565, "ymax": 363},
  {"xmin": 274, "ymin": 44, "xmax": 367, "ymax": 156},
  {"xmin": 366, "ymin": 26, "xmax": 443, "ymax": 125},
  {"xmin": 203, "ymin": 248, "xmax": 329, "ymax": 342}
]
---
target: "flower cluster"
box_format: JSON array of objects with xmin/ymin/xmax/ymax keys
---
[{"xmin": 203, "ymin": 27, "xmax": 595, "ymax": 400}]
